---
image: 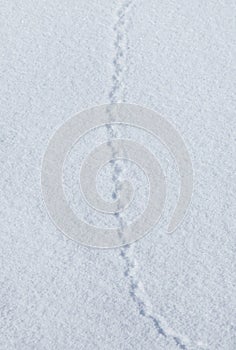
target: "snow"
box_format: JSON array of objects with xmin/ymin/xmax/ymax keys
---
[{"xmin": 1, "ymin": 0, "xmax": 235, "ymax": 349}]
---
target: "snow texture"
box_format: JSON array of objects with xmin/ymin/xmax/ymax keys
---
[{"xmin": 0, "ymin": 0, "xmax": 236, "ymax": 349}]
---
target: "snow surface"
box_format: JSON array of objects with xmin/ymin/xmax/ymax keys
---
[{"xmin": 1, "ymin": 0, "xmax": 235, "ymax": 349}]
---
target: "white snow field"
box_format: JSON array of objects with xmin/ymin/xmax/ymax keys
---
[{"xmin": 0, "ymin": 1, "xmax": 235, "ymax": 349}]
